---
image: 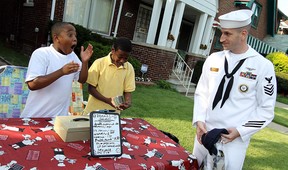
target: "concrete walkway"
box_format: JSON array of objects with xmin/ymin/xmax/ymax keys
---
[
  {"xmin": 0, "ymin": 58, "xmax": 7, "ymax": 65},
  {"xmin": 267, "ymin": 101, "xmax": 288, "ymax": 134},
  {"xmin": 275, "ymin": 101, "xmax": 288, "ymax": 110},
  {"xmin": 0, "ymin": 56, "xmax": 11, "ymax": 66}
]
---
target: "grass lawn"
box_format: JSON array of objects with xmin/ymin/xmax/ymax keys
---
[
  {"xmin": 122, "ymin": 85, "xmax": 288, "ymax": 170},
  {"xmin": 0, "ymin": 41, "xmax": 30, "ymax": 66},
  {"xmin": 273, "ymin": 107, "xmax": 288, "ymax": 127},
  {"xmin": 277, "ymin": 94, "xmax": 288, "ymax": 105},
  {"xmin": 121, "ymin": 85, "xmax": 194, "ymax": 152},
  {"xmin": 245, "ymin": 128, "xmax": 288, "ymax": 170}
]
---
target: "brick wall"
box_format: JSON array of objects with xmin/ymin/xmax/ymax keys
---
[
  {"xmin": 20, "ymin": 0, "xmax": 51, "ymax": 49},
  {"xmin": 131, "ymin": 42, "xmax": 176, "ymax": 81},
  {"xmin": 0, "ymin": 0, "xmax": 18, "ymax": 40},
  {"xmin": 185, "ymin": 54, "xmax": 206, "ymax": 69},
  {"xmin": 116, "ymin": 0, "xmax": 139, "ymax": 39},
  {"xmin": 0, "ymin": 0, "xmax": 64, "ymax": 55},
  {"xmin": 54, "ymin": 0, "xmax": 65, "ymax": 22},
  {"xmin": 18, "ymin": 0, "xmax": 66, "ymax": 55}
]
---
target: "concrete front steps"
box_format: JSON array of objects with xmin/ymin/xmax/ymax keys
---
[{"xmin": 166, "ymin": 73, "xmax": 196, "ymax": 97}]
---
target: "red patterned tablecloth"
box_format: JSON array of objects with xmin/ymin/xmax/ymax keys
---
[{"xmin": 0, "ymin": 118, "xmax": 198, "ymax": 170}]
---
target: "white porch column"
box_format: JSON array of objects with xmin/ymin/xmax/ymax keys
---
[
  {"xmin": 206, "ymin": 27, "xmax": 216, "ymax": 56},
  {"xmin": 146, "ymin": 0, "xmax": 163, "ymax": 44},
  {"xmin": 157, "ymin": 0, "xmax": 176, "ymax": 46},
  {"xmin": 113, "ymin": 0, "xmax": 124, "ymax": 37},
  {"xmin": 188, "ymin": 17, "xmax": 198, "ymax": 53},
  {"xmin": 191, "ymin": 13, "xmax": 208, "ymax": 54},
  {"xmin": 170, "ymin": 1, "xmax": 185, "ymax": 48},
  {"xmin": 200, "ymin": 16, "xmax": 214, "ymax": 56}
]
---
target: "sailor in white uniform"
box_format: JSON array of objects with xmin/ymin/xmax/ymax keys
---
[{"xmin": 192, "ymin": 9, "xmax": 277, "ymax": 169}]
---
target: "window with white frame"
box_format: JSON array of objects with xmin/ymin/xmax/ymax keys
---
[
  {"xmin": 214, "ymin": 28, "xmax": 223, "ymax": 50},
  {"xmin": 23, "ymin": 0, "xmax": 34, "ymax": 7},
  {"xmin": 234, "ymin": 0, "xmax": 262, "ymax": 28},
  {"xmin": 63, "ymin": 0, "xmax": 115, "ymax": 35},
  {"xmin": 251, "ymin": 2, "xmax": 261, "ymax": 28}
]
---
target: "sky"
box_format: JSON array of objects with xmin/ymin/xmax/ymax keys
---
[{"xmin": 278, "ymin": 0, "xmax": 288, "ymax": 16}]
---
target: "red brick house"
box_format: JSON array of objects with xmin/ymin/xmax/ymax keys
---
[{"xmin": 0, "ymin": 0, "xmax": 283, "ymax": 81}]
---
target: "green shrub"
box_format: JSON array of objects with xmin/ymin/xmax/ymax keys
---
[
  {"xmin": 156, "ymin": 80, "xmax": 173, "ymax": 90},
  {"xmin": 71, "ymin": 24, "xmax": 93, "ymax": 56},
  {"xmin": 191, "ymin": 60, "xmax": 205, "ymax": 85},
  {"xmin": 83, "ymin": 41, "xmax": 111, "ymax": 66},
  {"xmin": 265, "ymin": 51, "xmax": 288, "ymax": 95},
  {"xmin": 128, "ymin": 55, "xmax": 141, "ymax": 76},
  {"xmin": 90, "ymin": 33, "xmax": 113, "ymax": 46},
  {"xmin": 266, "ymin": 52, "xmax": 288, "ymax": 74},
  {"xmin": 276, "ymin": 72, "xmax": 288, "ymax": 95}
]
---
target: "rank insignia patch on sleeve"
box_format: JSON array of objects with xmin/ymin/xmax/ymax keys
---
[{"xmin": 264, "ymin": 76, "xmax": 274, "ymax": 96}]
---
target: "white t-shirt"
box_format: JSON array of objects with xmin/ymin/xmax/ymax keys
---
[{"xmin": 20, "ymin": 44, "xmax": 81, "ymax": 118}]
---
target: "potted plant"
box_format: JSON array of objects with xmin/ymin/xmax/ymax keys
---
[
  {"xmin": 167, "ymin": 33, "xmax": 175, "ymax": 41},
  {"xmin": 166, "ymin": 33, "xmax": 175, "ymax": 47}
]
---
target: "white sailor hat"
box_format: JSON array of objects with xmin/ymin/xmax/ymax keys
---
[{"xmin": 219, "ymin": 9, "xmax": 253, "ymax": 28}]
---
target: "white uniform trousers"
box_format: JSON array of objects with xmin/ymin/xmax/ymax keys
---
[{"xmin": 193, "ymin": 137, "xmax": 250, "ymax": 170}]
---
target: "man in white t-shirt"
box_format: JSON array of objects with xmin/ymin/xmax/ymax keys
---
[{"xmin": 20, "ymin": 22, "xmax": 93, "ymax": 118}]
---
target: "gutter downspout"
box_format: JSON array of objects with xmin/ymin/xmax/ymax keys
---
[
  {"xmin": 113, "ymin": 0, "xmax": 124, "ymax": 38},
  {"xmin": 272, "ymin": 0, "xmax": 276, "ymax": 37},
  {"xmin": 50, "ymin": 0, "xmax": 56, "ymax": 20}
]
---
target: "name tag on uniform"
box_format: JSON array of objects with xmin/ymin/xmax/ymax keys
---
[{"xmin": 210, "ymin": 67, "xmax": 219, "ymax": 72}]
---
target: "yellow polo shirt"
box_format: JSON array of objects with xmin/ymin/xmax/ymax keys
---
[{"xmin": 83, "ymin": 53, "xmax": 135, "ymax": 114}]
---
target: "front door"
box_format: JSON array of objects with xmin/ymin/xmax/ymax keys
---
[
  {"xmin": 177, "ymin": 21, "xmax": 193, "ymax": 51},
  {"xmin": 133, "ymin": 5, "xmax": 152, "ymax": 43}
]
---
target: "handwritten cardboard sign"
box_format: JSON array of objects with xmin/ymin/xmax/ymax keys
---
[{"xmin": 90, "ymin": 110, "xmax": 122, "ymax": 157}]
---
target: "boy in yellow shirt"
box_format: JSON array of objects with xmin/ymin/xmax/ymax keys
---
[{"xmin": 83, "ymin": 37, "xmax": 135, "ymax": 114}]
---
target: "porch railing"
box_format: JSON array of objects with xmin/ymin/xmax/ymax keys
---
[{"xmin": 171, "ymin": 52, "xmax": 194, "ymax": 96}]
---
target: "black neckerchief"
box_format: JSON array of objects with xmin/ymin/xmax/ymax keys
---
[{"xmin": 212, "ymin": 57, "xmax": 246, "ymax": 109}]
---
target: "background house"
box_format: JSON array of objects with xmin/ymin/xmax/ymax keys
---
[
  {"xmin": 0, "ymin": 0, "xmax": 218, "ymax": 81},
  {"xmin": 263, "ymin": 9, "xmax": 288, "ymax": 53},
  {"xmin": 0, "ymin": 0, "xmax": 285, "ymax": 83}
]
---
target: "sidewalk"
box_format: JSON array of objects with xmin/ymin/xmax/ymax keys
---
[
  {"xmin": 0, "ymin": 56, "xmax": 11, "ymax": 66},
  {"xmin": 267, "ymin": 101, "xmax": 288, "ymax": 134},
  {"xmin": 0, "ymin": 58, "xmax": 7, "ymax": 66},
  {"xmin": 275, "ymin": 101, "xmax": 288, "ymax": 110}
]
